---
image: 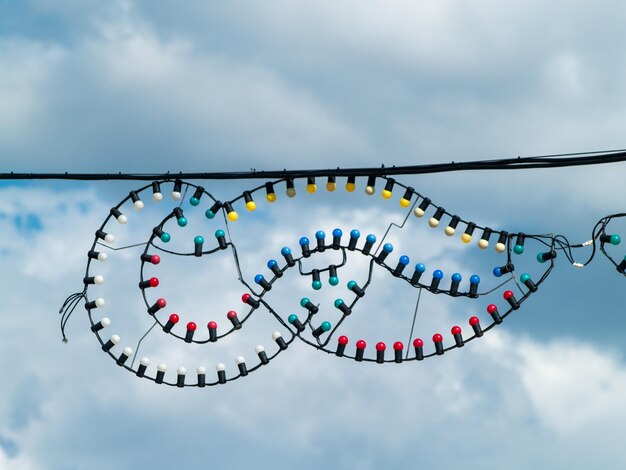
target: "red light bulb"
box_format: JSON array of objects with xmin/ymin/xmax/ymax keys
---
[
  {"xmin": 227, "ymin": 310, "xmax": 242, "ymax": 330},
  {"xmin": 207, "ymin": 321, "xmax": 218, "ymax": 342},
  {"xmin": 156, "ymin": 298, "xmax": 166, "ymax": 308},
  {"xmin": 150, "ymin": 255, "xmax": 160, "ymax": 264},
  {"xmin": 355, "ymin": 339, "xmax": 367, "ymax": 362},
  {"xmin": 451, "ymin": 326, "xmax": 464, "ymax": 347},
  {"xmin": 469, "ymin": 316, "xmax": 483, "ymax": 337},
  {"xmin": 393, "ymin": 341, "xmax": 403, "ymax": 350},
  {"xmin": 432, "ymin": 333, "xmax": 443, "ymax": 343},
  {"xmin": 336, "ymin": 335, "xmax": 349, "ymax": 357},
  {"xmin": 184, "ymin": 321, "xmax": 197, "ymax": 343},
  {"xmin": 169, "ymin": 314, "xmax": 179, "ymax": 324},
  {"xmin": 241, "ymin": 293, "xmax": 251, "ymax": 303},
  {"xmin": 413, "ymin": 338, "xmax": 424, "ymax": 360},
  {"xmin": 375, "ymin": 341, "xmax": 386, "ymax": 363},
  {"xmin": 149, "ymin": 277, "xmax": 159, "ymax": 288},
  {"xmin": 503, "ymin": 290, "xmax": 514, "ymax": 300},
  {"xmin": 487, "ymin": 304, "xmax": 497, "ymax": 314}
]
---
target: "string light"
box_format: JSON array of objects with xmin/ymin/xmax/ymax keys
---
[{"xmin": 59, "ymin": 172, "xmax": 625, "ymax": 388}]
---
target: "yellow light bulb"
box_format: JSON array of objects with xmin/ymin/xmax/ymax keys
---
[
  {"xmin": 461, "ymin": 233, "xmax": 472, "ymax": 244},
  {"xmin": 326, "ymin": 182, "xmax": 336, "ymax": 192},
  {"xmin": 381, "ymin": 190, "xmax": 392, "ymax": 199},
  {"xmin": 266, "ymin": 193, "xmax": 276, "ymax": 203},
  {"xmin": 345, "ymin": 183, "xmax": 356, "ymax": 192},
  {"xmin": 306, "ymin": 184, "xmax": 317, "ymax": 194},
  {"xmin": 228, "ymin": 211, "xmax": 239, "ymax": 222},
  {"xmin": 399, "ymin": 198, "xmax": 410, "ymax": 208},
  {"xmin": 245, "ymin": 201, "xmax": 256, "ymax": 211}
]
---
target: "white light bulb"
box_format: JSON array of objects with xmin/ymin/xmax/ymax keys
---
[
  {"xmin": 177, "ymin": 366, "xmax": 187, "ymax": 375},
  {"xmin": 414, "ymin": 207, "xmax": 425, "ymax": 217},
  {"xmin": 271, "ymin": 331, "xmax": 282, "ymax": 340},
  {"xmin": 235, "ymin": 356, "xmax": 246, "ymax": 365},
  {"xmin": 94, "ymin": 275, "xmax": 104, "ymax": 285},
  {"xmin": 428, "ymin": 217, "xmax": 440, "ymax": 228},
  {"xmin": 255, "ymin": 345, "xmax": 265, "ymax": 354},
  {"xmin": 365, "ymin": 186, "xmax": 375, "ymax": 195},
  {"xmin": 444, "ymin": 226, "xmax": 455, "ymax": 236},
  {"xmin": 122, "ymin": 347, "xmax": 133, "ymax": 356},
  {"xmin": 97, "ymin": 252, "xmax": 108, "ymax": 262},
  {"xmin": 104, "ymin": 234, "xmax": 115, "ymax": 244},
  {"xmin": 140, "ymin": 357, "xmax": 150, "ymax": 366},
  {"xmin": 133, "ymin": 200, "xmax": 144, "ymax": 211},
  {"xmin": 216, "ymin": 363, "xmax": 226, "ymax": 371},
  {"xmin": 478, "ymin": 239, "xmax": 489, "ymax": 249},
  {"xmin": 117, "ymin": 214, "xmax": 128, "ymax": 224},
  {"xmin": 152, "ymin": 192, "xmax": 163, "ymax": 202},
  {"xmin": 157, "ymin": 363, "xmax": 167, "ymax": 372},
  {"xmin": 101, "ymin": 317, "xmax": 111, "ymax": 327},
  {"xmin": 196, "ymin": 366, "xmax": 206, "ymax": 374},
  {"xmin": 172, "ymin": 191, "xmax": 181, "ymax": 200},
  {"xmin": 95, "ymin": 298, "xmax": 105, "ymax": 308},
  {"xmin": 110, "ymin": 334, "xmax": 120, "ymax": 344}
]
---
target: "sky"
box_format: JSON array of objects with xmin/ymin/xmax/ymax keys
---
[{"xmin": 1, "ymin": 1, "xmax": 626, "ymax": 469}]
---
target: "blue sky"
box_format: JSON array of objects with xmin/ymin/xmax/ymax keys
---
[{"xmin": 1, "ymin": 2, "xmax": 626, "ymax": 469}]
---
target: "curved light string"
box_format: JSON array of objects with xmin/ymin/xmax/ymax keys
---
[{"xmin": 60, "ymin": 175, "xmax": 625, "ymax": 387}]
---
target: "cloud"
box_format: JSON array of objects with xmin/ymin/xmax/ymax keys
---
[{"xmin": 0, "ymin": 185, "xmax": 624, "ymax": 469}]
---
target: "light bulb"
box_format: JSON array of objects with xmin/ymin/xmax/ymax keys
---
[
  {"xmin": 306, "ymin": 176, "xmax": 317, "ymax": 194},
  {"xmin": 152, "ymin": 182, "xmax": 163, "ymax": 201},
  {"xmin": 244, "ymin": 191, "xmax": 256, "ymax": 211},
  {"xmin": 414, "ymin": 197, "xmax": 431, "ymax": 217},
  {"xmin": 326, "ymin": 176, "xmax": 336, "ymax": 192},
  {"xmin": 345, "ymin": 176, "xmax": 356, "ymax": 192},
  {"xmin": 172, "ymin": 179, "xmax": 182, "ymax": 200}
]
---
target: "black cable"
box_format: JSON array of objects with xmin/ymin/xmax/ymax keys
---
[{"xmin": 4, "ymin": 149, "xmax": 626, "ymax": 181}]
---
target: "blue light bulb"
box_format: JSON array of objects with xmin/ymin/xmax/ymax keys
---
[
  {"xmin": 415, "ymin": 263, "xmax": 426, "ymax": 273},
  {"xmin": 267, "ymin": 259, "xmax": 278, "ymax": 269},
  {"xmin": 315, "ymin": 230, "xmax": 326, "ymax": 240},
  {"xmin": 299, "ymin": 237, "xmax": 310, "ymax": 246},
  {"xmin": 399, "ymin": 255, "xmax": 410, "ymax": 265},
  {"xmin": 470, "ymin": 274, "xmax": 480, "ymax": 284},
  {"xmin": 333, "ymin": 228, "xmax": 343, "ymax": 237},
  {"xmin": 350, "ymin": 229, "xmax": 361, "ymax": 238},
  {"xmin": 451, "ymin": 273, "xmax": 462, "ymax": 282},
  {"xmin": 382, "ymin": 243, "xmax": 393, "ymax": 253},
  {"xmin": 281, "ymin": 247, "xmax": 291, "ymax": 256},
  {"xmin": 366, "ymin": 234, "xmax": 377, "ymax": 243},
  {"xmin": 433, "ymin": 269, "xmax": 444, "ymax": 279}
]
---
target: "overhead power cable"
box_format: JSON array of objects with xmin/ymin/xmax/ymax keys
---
[{"xmin": 2, "ymin": 148, "xmax": 626, "ymax": 181}]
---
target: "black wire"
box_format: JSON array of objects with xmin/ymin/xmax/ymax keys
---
[{"xmin": 4, "ymin": 149, "xmax": 626, "ymax": 180}]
